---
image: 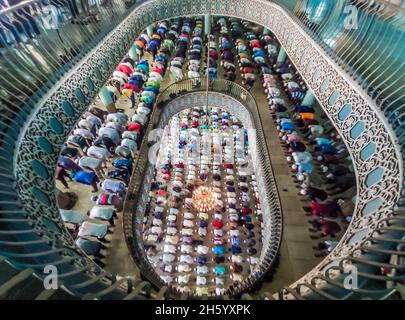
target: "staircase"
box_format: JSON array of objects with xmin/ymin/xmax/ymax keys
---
[{"xmin": 0, "ymin": 256, "xmax": 77, "ymax": 300}]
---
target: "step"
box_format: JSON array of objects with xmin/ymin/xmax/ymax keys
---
[
  {"xmin": 35, "ymin": 289, "xmax": 57, "ymax": 300},
  {"xmin": 0, "ymin": 260, "xmax": 20, "ymax": 287},
  {"xmin": 0, "ymin": 268, "xmax": 43, "ymax": 299}
]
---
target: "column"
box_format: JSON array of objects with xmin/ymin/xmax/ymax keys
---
[
  {"xmin": 204, "ymin": 14, "xmax": 211, "ymax": 35},
  {"xmin": 146, "ymin": 24, "xmax": 154, "ymax": 37},
  {"xmin": 302, "ymin": 89, "xmax": 316, "ymax": 106},
  {"xmin": 277, "ymin": 47, "xmax": 287, "ymax": 63}
]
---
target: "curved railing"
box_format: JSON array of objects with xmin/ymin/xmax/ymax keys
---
[
  {"xmin": 0, "ymin": 0, "xmax": 403, "ymax": 300},
  {"xmin": 122, "ymin": 78, "xmax": 283, "ymax": 298},
  {"xmin": 0, "ymin": 0, "xmax": 165, "ymax": 300}
]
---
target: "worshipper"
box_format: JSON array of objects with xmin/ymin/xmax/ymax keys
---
[
  {"xmin": 100, "ymin": 178, "xmax": 126, "ymax": 197},
  {"xmin": 212, "ymin": 220, "xmax": 223, "ymax": 229},
  {"xmin": 325, "ymin": 174, "xmax": 356, "ymax": 195},
  {"xmin": 112, "ymin": 158, "xmax": 133, "ymax": 173},
  {"xmin": 61, "ymin": 146, "xmax": 80, "ymax": 158},
  {"xmin": 73, "ymin": 127, "xmax": 95, "ymax": 143},
  {"xmin": 93, "ymin": 135, "xmax": 117, "ymax": 154},
  {"xmin": 99, "ymin": 125, "xmax": 120, "ymax": 145},
  {"xmin": 247, "ymin": 247, "xmax": 257, "ymax": 256},
  {"xmin": 162, "ymin": 254, "xmax": 176, "ymax": 264},
  {"xmin": 231, "ymin": 273, "xmax": 244, "ymax": 283},
  {"xmin": 230, "ymin": 245, "xmax": 242, "ymax": 254},
  {"xmin": 58, "ymin": 155, "xmax": 82, "ymax": 172},
  {"xmin": 107, "ymin": 168, "xmax": 130, "ymax": 184},
  {"xmin": 246, "ymin": 230, "xmax": 256, "ymax": 239},
  {"xmin": 71, "ymin": 170, "xmax": 99, "ymax": 192},
  {"xmin": 231, "ymin": 263, "xmax": 243, "ymax": 273},
  {"xmin": 164, "ymin": 244, "xmax": 177, "ymax": 254},
  {"xmin": 214, "ymin": 256, "xmax": 226, "ymax": 264},
  {"xmin": 78, "ymin": 221, "xmax": 108, "ymax": 240},
  {"xmin": 246, "ymin": 238, "xmax": 256, "ymax": 247},
  {"xmin": 78, "ymin": 156, "xmax": 105, "ymax": 177},
  {"xmin": 76, "ymin": 237, "xmax": 103, "ymax": 257},
  {"xmin": 88, "ymin": 205, "xmax": 117, "ymax": 226},
  {"xmin": 304, "ymin": 200, "xmax": 341, "ymax": 218},
  {"xmin": 302, "ymin": 186, "xmax": 328, "ymax": 201},
  {"xmin": 87, "ymin": 145, "xmax": 111, "ymax": 167},
  {"xmin": 59, "ymin": 209, "xmax": 88, "ymax": 224},
  {"xmin": 214, "ymin": 266, "xmax": 226, "ymax": 276},
  {"xmin": 67, "ymin": 135, "xmax": 90, "ymax": 152},
  {"xmin": 309, "ymin": 218, "xmax": 342, "ymax": 238},
  {"xmin": 197, "ymin": 265, "xmax": 209, "ymax": 274},
  {"xmin": 181, "ymin": 244, "xmax": 193, "ymax": 254},
  {"xmin": 55, "ymin": 165, "xmax": 71, "ymax": 189},
  {"xmin": 323, "ymin": 164, "xmax": 352, "ymax": 180},
  {"xmin": 245, "ymin": 223, "xmax": 255, "ymax": 230},
  {"xmin": 91, "ymin": 193, "xmax": 123, "ymax": 211},
  {"xmin": 214, "ymin": 245, "xmax": 225, "ymax": 255},
  {"xmin": 196, "ymin": 256, "xmax": 207, "ymax": 264}
]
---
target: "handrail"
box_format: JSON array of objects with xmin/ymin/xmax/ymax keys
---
[{"xmin": 122, "ymin": 77, "xmax": 283, "ymax": 298}]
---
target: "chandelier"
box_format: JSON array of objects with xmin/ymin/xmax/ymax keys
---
[{"xmin": 192, "ymin": 186, "xmax": 216, "ymax": 212}]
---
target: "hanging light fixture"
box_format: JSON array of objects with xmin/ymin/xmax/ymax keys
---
[{"xmin": 192, "ymin": 186, "xmax": 216, "ymax": 212}]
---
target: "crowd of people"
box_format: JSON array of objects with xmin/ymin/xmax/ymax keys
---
[
  {"xmin": 57, "ymin": 19, "xmax": 177, "ymax": 262},
  {"xmin": 249, "ymin": 28, "xmax": 356, "ymax": 253},
  {"xmin": 143, "ymin": 106, "xmax": 262, "ymax": 297},
  {"xmin": 54, "ymin": 15, "xmax": 356, "ymax": 291}
]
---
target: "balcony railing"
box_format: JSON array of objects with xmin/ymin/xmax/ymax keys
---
[{"xmin": 0, "ymin": 0, "xmax": 403, "ymax": 300}]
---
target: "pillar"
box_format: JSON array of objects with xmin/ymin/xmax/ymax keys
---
[
  {"xmin": 277, "ymin": 47, "xmax": 287, "ymax": 64},
  {"xmin": 204, "ymin": 14, "xmax": 211, "ymax": 35},
  {"xmin": 302, "ymin": 90, "xmax": 316, "ymax": 107},
  {"xmin": 146, "ymin": 24, "xmax": 154, "ymax": 37}
]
